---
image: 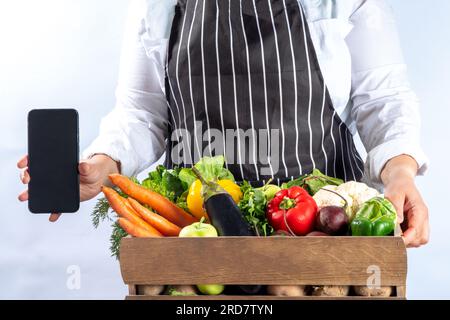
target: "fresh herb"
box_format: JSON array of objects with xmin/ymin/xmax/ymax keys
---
[
  {"xmin": 238, "ymin": 181, "xmax": 273, "ymax": 236},
  {"xmin": 91, "ymin": 184, "xmax": 131, "ymax": 229},
  {"xmin": 91, "ymin": 197, "xmax": 112, "ymax": 229},
  {"xmin": 92, "ymin": 183, "xmax": 136, "ymax": 258},
  {"xmin": 109, "ymin": 222, "xmax": 128, "ymax": 260},
  {"xmin": 175, "ymin": 190, "xmax": 189, "ymax": 212},
  {"xmin": 281, "ymin": 169, "xmax": 344, "ymax": 195}
]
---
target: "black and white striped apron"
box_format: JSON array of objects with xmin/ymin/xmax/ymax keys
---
[{"xmin": 164, "ymin": 0, "xmax": 364, "ymax": 184}]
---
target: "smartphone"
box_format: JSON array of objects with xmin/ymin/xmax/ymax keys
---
[{"xmin": 28, "ymin": 109, "xmax": 79, "ymax": 213}]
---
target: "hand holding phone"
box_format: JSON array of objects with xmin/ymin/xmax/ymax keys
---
[
  {"xmin": 19, "ymin": 109, "xmax": 120, "ymax": 221},
  {"xmin": 18, "ymin": 154, "xmax": 119, "ymax": 221},
  {"xmin": 27, "ymin": 109, "xmax": 80, "ymax": 213}
]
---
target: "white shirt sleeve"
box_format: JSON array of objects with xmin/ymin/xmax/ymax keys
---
[
  {"xmin": 82, "ymin": 0, "xmax": 169, "ymax": 177},
  {"xmin": 346, "ymin": 0, "xmax": 429, "ymax": 186}
]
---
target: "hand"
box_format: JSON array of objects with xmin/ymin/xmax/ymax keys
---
[
  {"xmin": 17, "ymin": 154, "xmax": 120, "ymax": 222},
  {"xmin": 381, "ymin": 155, "xmax": 429, "ymax": 248}
]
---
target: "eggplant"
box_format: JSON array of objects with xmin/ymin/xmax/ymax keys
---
[
  {"xmin": 192, "ymin": 168, "xmax": 257, "ymax": 295},
  {"xmin": 204, "ymin": 193, "xmax": 255, "ymax": 236},
  {"xmin": 203, "ymin": 193, "xmax": 256, "ymax": 294},
  {"xmin": 192, "ymin": 167, "xmax": 254, "ymax": 237}
]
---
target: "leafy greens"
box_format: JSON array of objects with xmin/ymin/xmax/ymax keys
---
[
  {"xmin": 281, "ymin": 169, "xmax": 344, "ymax": 195},
  {"xmin": 238, "ymin": 181, "xmax": 273, "ymax": 237}
]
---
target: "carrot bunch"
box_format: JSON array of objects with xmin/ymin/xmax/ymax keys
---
[{"xmin": 103, "ymin": 174, "xmax": 198, "ymax": 238}]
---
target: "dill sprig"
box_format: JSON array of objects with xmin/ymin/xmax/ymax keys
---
[
  {"xmin": 91, "ymin": 197, "xmax": 112, "ymax": 228},
  {"xmin": 110, "ymin": 222, "xmax": 128, "ymax": 260}
]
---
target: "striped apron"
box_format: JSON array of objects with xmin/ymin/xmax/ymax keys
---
[{"xmin": 164, "ymin": 0, "xmax": 364, "ymax": 184}]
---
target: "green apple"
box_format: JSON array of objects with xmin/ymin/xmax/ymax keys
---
[
  {"xmin": 179, "ymin": 219, "xmax": 218, "ymax": 237},
  {"xmin": 179, "ymin": 219, "xmax": 223, "ymax": 295},
  {"xmin": 258, "ymin": 184, "xmax": 281, "ymax": 201},
  {"xmin": 196, "ymin": 284, "xmax": 225, "ymax": 295}
]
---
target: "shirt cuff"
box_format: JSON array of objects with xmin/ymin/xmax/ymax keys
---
[
  {"xmin": 365, "ymin": 139, "xmax": 429, "ymax": 189},
  {"xmin": 82, "ymin": 137, "xmax": 139, "ymax": 178}
]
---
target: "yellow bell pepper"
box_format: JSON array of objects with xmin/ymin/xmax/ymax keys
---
[
  {"xmin": 187, "ymin": 179, "xmax": 208, "ymax": 221},
  {"xmin": 187, "ymin": 179, "xmax": 242, "ymax": 221},
  {"xmin": 217, "ymin": 180, "xmax": 243, "ymax": 203}
]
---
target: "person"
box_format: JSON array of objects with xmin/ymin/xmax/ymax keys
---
[{"xmin": 17, "ymin": 0, "xmax": 429, "ymax": 248}]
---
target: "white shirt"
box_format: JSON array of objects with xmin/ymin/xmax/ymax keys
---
[{"xmin": 83, "ymin": 0, "xmax": 428, "ymax": 188}]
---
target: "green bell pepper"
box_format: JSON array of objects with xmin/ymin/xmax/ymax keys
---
[{"xmin": 351, "ymin": 197, "xmax": 397, "ymax": 236}]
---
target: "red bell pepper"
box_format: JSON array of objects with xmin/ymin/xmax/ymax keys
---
[{"xmin": 267, "ymin": 186, "xmax": 318, "ymax": 236}]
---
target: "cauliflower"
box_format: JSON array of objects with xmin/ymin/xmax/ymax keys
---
[
  {"xmin": 313, "ymin": 182, "xmax": 380, "ymax": 221},
  {"xmin": 313, "ymin": 185, "xmax": 353, "ymax": 218},
  {"xmin": 336, "ymin": 181, "xmax": 379, "ymax": 216}
]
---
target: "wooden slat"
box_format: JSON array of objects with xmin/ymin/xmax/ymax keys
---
[
  {"xmin": 119, "ymin": 237, "xmax": 406, "ymax": 286},
  {"xmin": 396, "ymin": 285, "xmax": 406, "ymax": 298},
  {"xmin": 126, "ymin": 295, "xmax": 404, "ymax": 301},
  {"xmin": 128, "ymin": 284, "xmax": 137, "ymax": 295}
]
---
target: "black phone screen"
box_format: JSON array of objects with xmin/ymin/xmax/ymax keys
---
[{"xmin": 28, "ymin": 109, "xmax": 79, "ymax": 213}]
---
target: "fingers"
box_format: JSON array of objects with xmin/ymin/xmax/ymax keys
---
[
  {"xmin": 18, "ymin": 155, "xmax": 62, "ymax": 223},
  {"xmin": 18, "ymin": 190, "xmax": 28, "ymax": 201},
  {"xmin": 17, "ymin": 155, "xmax": 28, "ymax": 169},
  {"xmin": 79, "ymin": 161, "xmax": 92, "ymax": 176},
  {"xmin": 422, "ymin": 213, "xmax": 430, "ymax": 244},
  {"xmin": 18, "ymin": 156, "xmax": 30, "ymax": 201},
  {"xmin": 403, "ymin": 228, "xmax": 417, "ymax": 247},
  {"xmin": 402, "ymin": 204, "xmax": 429, "ymax": 248},
  {"xmin": 385, "ymin": 179, "xmax": 429, "ymax": 248},
  {"xmin": 20, "ymin": 169, "xmax": 30, "ymax": 184},
  {"xmin": 49, "ymin": 213, "xmax": 61, "ymax": 222},
  {"xmin": 384, "ymin": 192, "xmax": 405, "ymax": 224},
  {"xmin": 79, "ymin": 161, "xmax": 101, "ymax": 185},
  {"xmin": 18, "ymin": 191, "xmax": 62, "ymax": 223}
]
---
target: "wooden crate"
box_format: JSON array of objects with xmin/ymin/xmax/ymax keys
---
[{"xmin": 119, "ymin": 236, "xmax": 407, "ymax": 300}]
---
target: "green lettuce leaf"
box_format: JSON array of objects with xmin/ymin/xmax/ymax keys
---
[
  {"xmin": 141, "ymin": 165, "xmax": 187, "ymax": 202},
  {"xmin": 178, "ymin": 168, "xmax": 197, "ymax": 187},
  {"xmin": 194, "ymin": 155, "xmax": 235, "ymax": 182},
  {"xmin": 177, "ymin": 156, "xmax": 235, "ymax": 189}
]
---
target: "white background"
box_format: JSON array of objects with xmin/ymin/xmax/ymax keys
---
[{"xmin": 0, "ymin": 0, "xmax": 449, "ymax": 299}]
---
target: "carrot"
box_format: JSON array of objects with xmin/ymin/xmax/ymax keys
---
[
  {"xmin": 128, "ymin": 198, "xmax": 181, "ymax": 237},
  {"xmin": 118, "ymin": 218, "xmax": 160, "ymax": 238},
  {"xmin": 109, "ymin": 174, "xmax": 198, "ymax": 227},
  {"xmin": 102, "ymin": 186, "xmax": 162, "ymax": 237},
  {"xmin": 123, "ymin": 196, "xmax": 136, "ymax": 212}
]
